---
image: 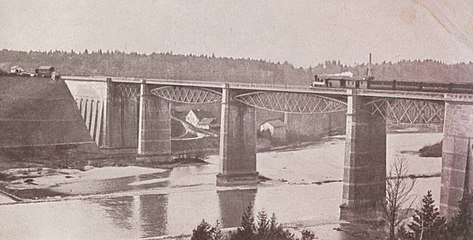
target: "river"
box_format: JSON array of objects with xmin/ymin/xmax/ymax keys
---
[{"xmin": 0, "ymin": 133, "xmax": 443, "ymax": 240}]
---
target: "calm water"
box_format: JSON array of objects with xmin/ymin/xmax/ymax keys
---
[{"xmin": 0, "ymin": 133, "xmax": 443, "ymax": 240}]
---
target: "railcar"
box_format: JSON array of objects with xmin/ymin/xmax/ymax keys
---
[{"xmin": 310, "ymin": 75, "xmax": 473, "ymax": 94}]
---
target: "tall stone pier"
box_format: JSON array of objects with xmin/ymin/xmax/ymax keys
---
[
  {"xmin": 340, "ymin": 89, "xmax": 386, "ymax": 222},
  {"xmin": 102, "ymin": 78, "xmax": 114, "ymax": 148},
  {"xmin": 440, "ymin": 101, "xmax": 473, "ymax": 218},
  {"xmin": 137, "ymin": 80, "xmax": 172, "ymax": 162},
  {"xmin": 217, "ymin": 86, "xmax": 258, "ymax": 186}
]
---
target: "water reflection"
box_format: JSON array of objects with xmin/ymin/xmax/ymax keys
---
[
  {"xmin": 217, "ymin": 188, "xmax": 257, "ymax": 228},
  {"xmin": 53, "ymin": 171, "xmax": 171, "ymax": 195},
  {"xmin": 138, "ymin": 194, "xmax": 168, "ymax": 237},
  {"xmin": 95, "ymin": 194, "xmax": 169, "ymax": 238},
  {"xmin": 98, "ymin": 196, "xmax": 134, "ymax": 231}
]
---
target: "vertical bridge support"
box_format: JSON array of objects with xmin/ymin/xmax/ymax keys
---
[
  {"xmin": 340, "ymin": 89, "xmax": 386, "ymax": 222},
  {"xmin": 102, "ymin": 78, "xmax": 113, "ymax": 148},
  {"xmin": 217, "ymin": 85, "xmax": 258, "ymax": 186},
  {"xmin": 137, "ymin": 80, "xmax": 172, "ymax": 162},
  {"xmin": 441, "ymin": 101, "xmax": 473, "ymax": 218}
]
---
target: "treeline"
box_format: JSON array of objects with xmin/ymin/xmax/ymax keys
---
[{"xmin": 1, "ymin": 49, "xmax": 472, "ymax": 84}]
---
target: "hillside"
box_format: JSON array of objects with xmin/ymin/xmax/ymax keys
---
[{"xmin": 1, "ymin": 49, "xmax": 472, "ymax": 85}]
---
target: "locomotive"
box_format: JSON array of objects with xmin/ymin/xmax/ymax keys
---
[
  {"xmin": 311, "ymin": 74, "xmax": 371, "ymax": 89},
  {"xmin": 310, "ymin": 54, "xmax": 473, "ymax": 93}
]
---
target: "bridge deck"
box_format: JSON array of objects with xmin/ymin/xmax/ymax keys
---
[{"xmin": 61, "ymin": 76, "xmax": 473, "ymax": 103}]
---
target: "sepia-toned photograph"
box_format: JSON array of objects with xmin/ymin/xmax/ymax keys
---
[{"xmin": 0, "ymin": 1, "xmax": 472, "ymax": 239}]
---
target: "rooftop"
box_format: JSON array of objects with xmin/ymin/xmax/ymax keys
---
[
  {"xmin": 263, "ymin": 119, "xmax": 286, "ymax": 128},
  {"xmin": 190, "ymin": 109, "xmax": 215, "ymax": 119},
  {"xmin": 36, "ymin": 66, "xmax": 55, "ymax": 70},
  {"xmin": 198, "ymin": 118, "xmax": 217, "ymax": 125}
]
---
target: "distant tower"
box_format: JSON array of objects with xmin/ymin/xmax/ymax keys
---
[{"xmin": 366, "ymin": 53, "xmax": 374, "ymax": 81}]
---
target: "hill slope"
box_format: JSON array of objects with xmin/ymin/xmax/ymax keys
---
[{"xmin": 1, "ymin": 49, "xmax": 472, "ymax": 84}]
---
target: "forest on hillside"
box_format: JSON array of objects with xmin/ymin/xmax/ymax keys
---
[{"xmin": 0, "ymin": 49, "xmax": 472, "ymax": 85}]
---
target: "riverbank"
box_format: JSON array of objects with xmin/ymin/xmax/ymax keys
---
[
  {"xmin": 0, "ymin": 133, "xmax": 444, "ymax": 240},
  {"xmin": 0, "ymin": 133, "xmax": 441, "ymax": 203},
  {"xmin": 0, "ymin": 135, "xmax": 336, "ymax": 202}
]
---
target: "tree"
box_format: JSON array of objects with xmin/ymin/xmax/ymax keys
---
[
  {"xmin": 230, "ymin": 205, "xmax": 256, "ymax": 240},
  {"xmin": 229, "ymin": 205, "xmax": 294, "ymax": 240},
  {"xmin": 191, "ymin": 219, "xmax": 222, "ymax": 240},
  {"xmin": 443, "ymin": 192, "xmax": 473, "ymax": 240},
  {"xmin": 384, "ymin": 157, "xmax": 416, "ymax": 240},
  {"xmin": 404, "ymin": 191, "xmax": 446, "ymax": 240},
  {"xmin": 257, "ymin": 212, "xmax": 294, "ymax": 240}
]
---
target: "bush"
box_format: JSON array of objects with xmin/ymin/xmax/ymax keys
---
[{"xmin": 301, "ymin": 230, "xmax": 315, "ymax": 240}]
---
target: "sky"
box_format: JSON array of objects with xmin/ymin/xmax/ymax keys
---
[{"xmin": 1, "ymin": 0, "xmax": 473, "ymax": 67}]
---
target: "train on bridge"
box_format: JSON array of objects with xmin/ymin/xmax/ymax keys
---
[{"xmin": 310, "ymin": 74, "xmax": 473, "ymax": 94}]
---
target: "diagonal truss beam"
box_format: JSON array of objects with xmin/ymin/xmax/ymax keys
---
[
  {"xmin": 364, "ymin": 98, "xmax": 444, "ymax": 124},
  {"xmin": 114, "ymin": 83, "xmax": 140, "ymax": 99},
  {"xmin": 150, "ymin": 86, "xmax": 222, "ymax": 104},
  {"xmin": 234, "ymin": 91, "xmax": 347, "ymax": 114}
]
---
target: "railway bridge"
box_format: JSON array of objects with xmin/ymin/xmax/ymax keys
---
[{"xmin": 64, "ymin": 76, "xmax": 473, "ymax": 222}]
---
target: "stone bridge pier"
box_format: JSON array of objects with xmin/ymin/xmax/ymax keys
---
[
  {"xmin": 217, "ymin": 85, "xmax": 258, "ymax": 186},
  {"xmin": 441, "ymin": 101, "xmax": 473, "ymax": 218},
  {"xmin": 340, "ymin": 90, "xmax": 386, "ymax": 222},
  {"xmin": 136, "ymin": 80, "xmax": 171, "ymax": 162}
]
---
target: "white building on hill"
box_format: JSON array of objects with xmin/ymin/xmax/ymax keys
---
[{"xmin": 186, "ymin": 109, "xmax": 219, "ymax": 130}]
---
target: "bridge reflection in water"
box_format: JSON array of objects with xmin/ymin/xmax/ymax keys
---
[
  {"xmin": 218, "ymin": 189, "xmax": 257, "ymax": 228},
  {"xmin": 93, "ymin": 189, "xmax": 256, "ymax": 238}
]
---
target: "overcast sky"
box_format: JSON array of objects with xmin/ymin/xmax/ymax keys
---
[{"xmin": 1, "ymin": 0, "xmax": 472, "ymax": 67}]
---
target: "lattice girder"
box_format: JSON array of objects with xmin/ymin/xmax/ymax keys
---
[
  {"xmin": 364, "ymin": 98, "xmax": 444, "ymax": 124},
  {"xmin": 150, "ymin": 86, "xmax": 222, "ymax": 104},
  {"xmin": 114, "ymin": 83, "xmax": 140, "ymax": 99},
  {"xmin": 234, "ymin": 91, "xmax": 346, "ymax": 114}
]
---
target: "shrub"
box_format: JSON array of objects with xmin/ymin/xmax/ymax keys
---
[{"xmin": 301, "ymin": 230, "xmax": 315, "ymax": 240}]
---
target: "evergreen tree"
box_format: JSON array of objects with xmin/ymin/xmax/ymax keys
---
[
  {"xmin": 263, "ymin": 213, "xmax": 294, "ymax": 240},
  {"xmin": 213, "ymin": 220, "xmax": 223, "ymax": 240},
  {"xmin": 443, "ymin": 192, "xmax": 473, "ymax": 240},
  {"xmin": 229, "ymin": 206, "xmax": 295, "ymax": 240},
  {"xmin": 256, "ymin": 211, "xmax": 270, "ymax": 239},
  {"xmin": 405, "ymin": 191, "xmax": 446, "ymax": 240},
  {"xmin": 191, "ymin": 219, "xmax": 222, "ymax": 240},
  {"xmin": 230, "ymin": 204, "xmax": 256, "ymax": 240},
  {"xmin": 192, "ymin": 220, "xmax": 214, "ymax": 240}
]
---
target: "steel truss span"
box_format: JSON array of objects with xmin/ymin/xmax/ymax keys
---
[
  {"xmin": 115, "ymin": 83, "xmax": 140, "ymax": 99},
  {"xmin": 234, "ymin": 91, "xmax": 346, "ymax": 114},
  {"xmin": 150, "ymin": 86, "xmax": 222, "ymax": 104},
  {"xmin": 365, "ymin": 98, "xmax": 444, "ymax": 124}
]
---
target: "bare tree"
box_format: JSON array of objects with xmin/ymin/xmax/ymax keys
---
[{"xmin": 384, "ymin": 157, "xmax": 416, "ymax": 240}]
